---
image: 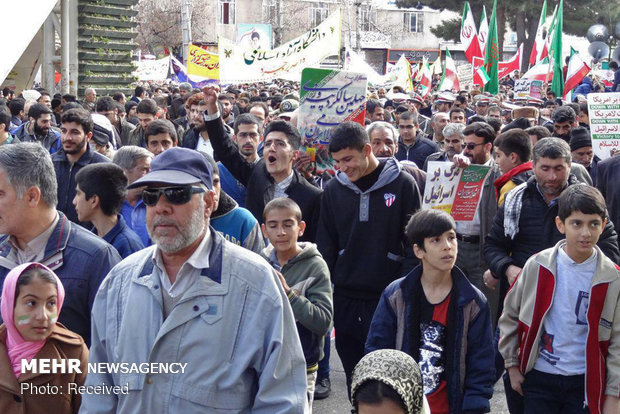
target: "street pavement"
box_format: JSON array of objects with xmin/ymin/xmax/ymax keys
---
[{"xmin": 314, "ymin": 338, "xmax": 509, "ymax": 413}]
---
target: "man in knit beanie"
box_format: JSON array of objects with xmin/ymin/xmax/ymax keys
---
[{"xmin": 569, "ymin": 126, "xmax": 599, "ymax": 184}]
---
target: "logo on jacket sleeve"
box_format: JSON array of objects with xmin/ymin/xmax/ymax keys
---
[{"xmin": 384, "ymin": 193, "xmax": 396, "ymax": 207}]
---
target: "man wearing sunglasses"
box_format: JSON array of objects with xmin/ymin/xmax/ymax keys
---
[
  {"xmin": 452, "ymin": 122, "xmax": 502, "ymax": 321},
  {"xmin": 83, "ymin": 147, "xmax": 308, "ymax": 412}
]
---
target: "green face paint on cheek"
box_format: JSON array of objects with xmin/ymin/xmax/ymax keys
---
[
  {"xmin": 16, "ymin": 315, "xmax": 30, "ymax": 326},
  {"xmin": 49, "ymin": 312, "xmax": 58, "ymax": 324}
]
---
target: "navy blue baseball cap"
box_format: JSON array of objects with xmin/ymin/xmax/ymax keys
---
[{"xmin": 127, "ymin": 147, "xmax": 213, "ymax": 189}]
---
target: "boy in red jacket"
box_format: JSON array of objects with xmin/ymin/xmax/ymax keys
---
[{"xmin": 499, "ymin": 184, "xmax": 620, "ymax": 414}]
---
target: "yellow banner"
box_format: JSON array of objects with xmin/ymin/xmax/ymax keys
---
[{"xmin": 187, "ymin": 44, "xmax": 219, "ymax": 80}]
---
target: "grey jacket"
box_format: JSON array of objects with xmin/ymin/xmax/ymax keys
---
[{"xmin": 82, "ymin": 230, "xmax": 308, "ymax": 413}]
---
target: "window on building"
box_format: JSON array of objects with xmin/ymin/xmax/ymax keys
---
[
  {"xmin": 262, "ymin": 0, "xmax": 276, "ymax": 23},
  {"xmin": 360, "ymin": 5, "xmax": 376, "ymax": 32},
  {"xmin": 309, "ymin": 2, "xmax": 329, "ymax": 27},
  {"xmin": 403, "ymin": 11, "xmax": 424, "ymax": 33},
  {"xmin": 218, "ymin": 0, "xmax": 236, "ymax": 25}
]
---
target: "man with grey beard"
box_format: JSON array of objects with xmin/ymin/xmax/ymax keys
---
[
  {"xmin": 83, "ymin": 147, "xmax": 308, "ymax": 413},
  {"xmin": 423, "ymin": 122, "xmax": 465, "ymax": 171}
]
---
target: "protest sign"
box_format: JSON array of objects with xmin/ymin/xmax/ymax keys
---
[
  {"xmin": 529, "ymin": 80, "xmax": 543, "ymax": 99},
  {"xmin": 588, "ymin": 93, "xmax": 620, "ymax": 159},
  {"xmin": 298, "ymin": 68, "xmax": 367, "ymax": 175},
  {"xmin": 451, "ymin": 165, "xmax": 491, "ymax": 221},
  {"xmin": 219, "ymin": 10, "xmax": 341, "ymax": 83},
  {"xmin": 187, "ymin": 45, "xmax": 219, "ymax": 81},
  {"xmin": 133, "ymin": 57, "xmax": 169, "ymax": 81},
  {"xmin": 514, "ymin": 79, "xmax": 531, "ymax": 99},
  {"xmin": 457, "ymin": 63, "xmax": 473, "ymax": 89},
  {"xmin": 423, "ymin": 161, "xmax": 491, "ymax": 221}
]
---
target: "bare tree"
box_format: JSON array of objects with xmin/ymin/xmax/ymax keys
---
[{"xmin": 136, "ymin": 0, "xmax": 213, "ymax": 52}]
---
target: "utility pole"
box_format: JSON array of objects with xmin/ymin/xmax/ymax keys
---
[
  {"xmin": 181, "ymin": 0, "xmax": 192, "ymax": 65},
  {"xmin": 355, "ymin": 1, "xmax": 361, "ymax": 53}
]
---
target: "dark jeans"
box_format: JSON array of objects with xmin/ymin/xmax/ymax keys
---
[
  {"xmin": 317, "ymin": 329, "xmax": 331, "ymax": 380},
  {"xmin": 333, "ymin": 292, "xmax": 379, "ymax": 398},
  {"xmin": 522, "ymin": 369, "xmax": 588, "ymax": 414},
  {"xmin": 503, "ymin": 371, "xmax": 524, "ymax": 414}
]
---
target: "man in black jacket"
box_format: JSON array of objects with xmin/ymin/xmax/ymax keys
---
[
  {"xmin": 202, "ymin": 87, "xmax": 322, "ymax": 242},
  {"xmin": 316, "ymin": 121, "xmax": 421, "ymax": 393},
  {"xmin": 395, "ymin": 111, "xmax": 439, "ymax": 168},
  {"xmin": 485, "ymin": 138, "xmax": 619, "ymax": 286}
]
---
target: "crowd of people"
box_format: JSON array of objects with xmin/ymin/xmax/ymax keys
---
[{"xmin": 0, "ymin": 68, "xmax": 618, "ymax": 414}]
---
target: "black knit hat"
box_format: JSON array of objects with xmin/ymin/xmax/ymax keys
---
[{"xmin": 569, "ymin": 127, "xmax": 592, "ymax": 151}]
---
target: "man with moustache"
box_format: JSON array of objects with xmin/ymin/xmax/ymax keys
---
[
  {"xmin": 447, "ymin": 122, "xmax": 502, "ymax": 320},
  {"xmin": 367, "ymin": 121, "xmax": 426, "ymax": 193},
  {"xmin": 551, "ymin": 106, "xmax": 578, "ymax": 143},
  {"xmin": 423, "ymin": 122, "xmax": 465, "ymax": 170},
  {"xmin": 52, "ymin": 108, "xmax": 109, "ymax": 226},
  {"xmin": 82, "ymin": 147, "xmax": 308, "ymax": 413}
]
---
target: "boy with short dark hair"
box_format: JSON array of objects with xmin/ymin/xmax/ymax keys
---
[
  {"xmin": 493, "ymin": 129, "xmax": 534, "ymax": 206},
  {"xmin": 499, "ymin": 184, "xmax": 620, "ymax": 414},
  {"xmin": 366, "ymin": 209, "xmax": 494, "ymax": 413},
  {"xmin": 73, "ymin": 163, "xmax": 144, "ymax": 258},
  {"xmin": 144, "ymin": 119, "xmax": 178, "ymax": 156},
  {"xmin": 260, "ymin": 198, "xmax": 333, "ymax": 410}
]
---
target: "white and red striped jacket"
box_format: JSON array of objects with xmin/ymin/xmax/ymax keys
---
[{"xmin": 499, "ymin": 241, "xmax": 620, "ymax": 414}]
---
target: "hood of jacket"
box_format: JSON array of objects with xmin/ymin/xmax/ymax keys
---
[
  {"xmin": 211, "ymin": 190, "xmax": 237, "ymax": 219},
  {"xmin": 334, "ymin": 157, "xmax": 402, "ymax": 222},
  {"xmin": 262, "ymin": 242, "xmax": 320, "ymax": 268}
]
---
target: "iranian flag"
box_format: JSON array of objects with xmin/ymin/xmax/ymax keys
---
[
  {"xmin": 478, "ymin": 6, "xmax": 489, "ymax": 56},
  {"xmin": 529, "ymin": 0, "xmax": 548, "ymax": 67},
  {"xmin": 438, "ymin": 50, "xmax": 460, "ymax": 91},
  {"xmin": 563, "ymin": 47, "xmax": 590, "ymax": 100},
  {"xmin": 522, "ymin": 57, "xmax": 552, "ymax": 81},
  {"xmin": 540, "ymin": 4, "xmax": 558, "ymax": 63},
  {"xmin": 498, "ymin": 44, "xmax": 523, "ymax": 80},
  {"xmin": 419, "ymin": 58, "xmax": 433, "ymax": 98},
  {"xmin": 461, "ymin": 2, "xmax": 482, "ymax": 63},
  {"xmin": 474, "ymin": 65, "xmax": 490, "ymax": 86}
]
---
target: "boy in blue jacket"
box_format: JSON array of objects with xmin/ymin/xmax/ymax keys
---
[
  {"xmin": 366, "ymin": 209, "xmax": 494, "ymax": 414},
  {"xmin": 73, "ymin": 163, "xmax": 144, "ymax": 258}
]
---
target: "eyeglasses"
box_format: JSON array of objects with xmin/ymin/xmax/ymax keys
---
[
  {"xmin": 142, "ymin": 186, "xmax": 205, "ymax": 206},
  {"xmin": 463, "ymin": 142, "xmax": 485, "ymax": 151}
]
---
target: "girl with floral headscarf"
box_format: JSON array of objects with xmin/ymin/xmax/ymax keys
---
[{"xmin": 0, "ymin": 262, "xmax": 88, "ymax": 413}]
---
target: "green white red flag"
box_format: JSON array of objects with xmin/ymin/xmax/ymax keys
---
[
  {"xmin": 478, "ymin": 6, "xmax": 489, "ymax": 56},
  {"xmin": 529, "ymin": 0, "xmax": 548, "ymax": 67},
  {"xmin": 439, "ymin": 50, "xmax": 460, "ymax": 91},
  {"xmin": 461, "ymin": 2, "xmax": 482, "ymax": 64},
  {"xmin": 419, "ymin": 57, "xmax": 433, "ymax": 98},
  {"xmin": 563, "ymin": 47, "xmax": 590, "ymax": 101}
]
